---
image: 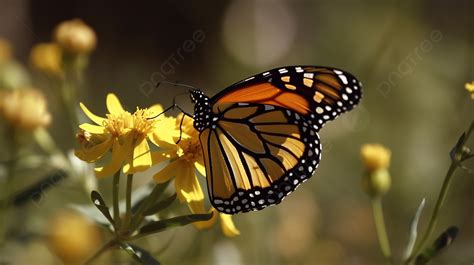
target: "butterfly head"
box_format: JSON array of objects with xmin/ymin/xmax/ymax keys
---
[{"xmin": 189, "ymin": 89, "xmax": 206, "ymax": 103}]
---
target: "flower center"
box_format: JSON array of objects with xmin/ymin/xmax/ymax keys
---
[
  {"xmin": 103, "ymin": 108, "xmax": 156, "ymax": 138},
  {"xmin": 178, "ymin": 138, "xmax": 202, "ymax": 163},
  {"xmin": 132, "ymin": 108, "xmax": 156, "ymax": 135}
]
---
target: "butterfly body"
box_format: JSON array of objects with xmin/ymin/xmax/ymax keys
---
[{"xmin": 190, "ymin": 66, "xmax": 362, "ymax": 214}]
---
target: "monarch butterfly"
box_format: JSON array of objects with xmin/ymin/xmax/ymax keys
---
[{"xmin": 188, "ymin": 66, "xmax": 362, "ymax": 214}]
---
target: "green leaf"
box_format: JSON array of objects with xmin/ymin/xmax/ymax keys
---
[
  {"xmin": 90, "ymin": 191, "xmax": 115, "ymax": 226},
  {"xmin": 404, "ymin": 198, "xmax": 426, "ymax": 259},
  {"xmin": 415, "ymin": 226, "xmax": 459, "ymax": 265},
  {"xmin": 120, "ymin": 243, "xmax": 161, "ymax": 265},
  {"xmin": 143, "ymin": 193, "xmax": 177, "ymax": 216},
  {"xmin": 137, "ymin": 212, "xmax": 213, "ymax": 237},
  {"xmin": 11, "ymin": 170, "xmax": 67, "ymax": 206}
]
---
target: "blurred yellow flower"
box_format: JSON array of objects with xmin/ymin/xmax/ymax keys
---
[
  {"xmin": 0, "ymin": 38, "xmax": 12, "ymax": 63},
  {"xmin": 0, "ymin": 88, "xmax": 51, "ymax": 130},
  {"xmin": 360, "ymin": 144, "xmax": 391, "ymax": 171},
  {"xmin": 153, "ymin": 115, "xmax": 239, "ymax": 237},
  {"xmin": 466, "ymin": 82, "xmax": 474, "ymax": 99},
  {"xmin": 193, "ymin": 207, "xmax": 240, "ymax": 237},
  {"xmin": 47, "ymin": 210, "xmax": 102, "ymax": 263},
  {"xmin": 29, "ymin": 43, "xmax": 63, "ymax": 76},
  {"xmin": 360, "ymin": 144, "xmax": 392, "ymax": 197},
  {"xmin": 75, "ymin": 93, "xmax": 179, "ymax": 178},
  {"xmin": 54, "ymin": 19, "xmax": 97, "ymax": 54}
]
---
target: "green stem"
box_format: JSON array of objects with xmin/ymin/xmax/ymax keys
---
[
  {"xmin": 129, "ymin": 182, "xmax": 169, "ymax": 232},
  {"xmin": 406, "ymin": 121, "xmax": 473, "ymax": 264},
  {"xmin": 60, "ymin": 79, "xmax": 79, "ymax": 135},
  {"xmin": 84, "ymin": 238, "xmax": 117, "ymax": 265},
  {"xmin": 113, "ymin": 171, "xmax": 121, "ymax": 229},
  {"xmin": 33, "ymin": 128, "xmax": 63, "ymax": 156},
  {"xmin": 0, "ymin": 127, "xmax": 18, "ymax": 246},
  {"xmin": 372, "ymin": 197, "xmax": 393, "ymax": 264},
  {"xmin": 121, "ymin": 174, "xmax": 133, "ymax": 234},
  {"xmin": 406, "ymin": 163, "xmax": 457, "ymax": 263}
]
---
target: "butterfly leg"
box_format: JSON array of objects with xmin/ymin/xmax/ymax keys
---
[{"xmin": 176, "ymin": 113, "xmax": 186, "ymax": 144}]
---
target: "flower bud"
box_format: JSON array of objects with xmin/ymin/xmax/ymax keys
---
[
  {"xmin": 29, "ymin": 43, "xmax": 63, "ymax": 76},
  {"xmin": 360, "ymin": 144, "xmax": 391, "ymax": 171},
  {"xmin": 47, "ymin": 211, "xmax": 101, "ymax": 263},
  {"xmin": 360, "ymin": 144, "xmax": 392, "ymax": 197},
  {"xmin": 54, "ymin": 19, "xmax": 97, "ymax": 54},
  {"xmin": 0, "ymin": 38, "xmax": 12, "ymax": 63},
  {"xmin": 0, "ymin": 88, "xmax": 52, "ymax": 130},
  {"xmin": 361, "ymin": 168, "xmax": 391, "ymax": 197},
  {"xmin": 466, "ymin": 82, "xmax": 474, "ymax": 99}
]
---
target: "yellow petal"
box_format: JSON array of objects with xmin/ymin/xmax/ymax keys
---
[
  {"xmin": 152, "ymin": 159, "xmax": 182, "ymax": 184},
  {"xmin": 75, "ymin": 138, "xmax": 113, "ymax": 162},
  {"xmin": 79, "ymin": 102, "xmax": 105, "ymax": 125},
  {"xmin": 94, "ymin": 137, "xmax": 131, "ymax": 178},
  {"xmin": 150, "ymin": 150, "xmax": 176, "ymax": 165},
  {"xmin": 148, "ymin": 131, "xmax": 179, "ymax": 149},
  {"xmin": 194, "ymin": 161, "xmax": 206, "ymax": 177},
  {"xmin": 123, "ymin": 137, "xmax": 152, "ymax": 174},
  {"xmin": 175, "ymin": 164, "xmax": 204, "ymax": 204},
  {"xmin": 147, "ymin": 104, "xmax": 164, "ymax": 118},
  {"xmin": 148, "ymin": 116, "xmax": 181, "ymax": 147},
  {"xmin": 106, "ymin": 93, "xmax": 126, "ymax": 115},
  {"xmin": 193, "ymin": 207, "xmax": 218, "ymax": 230},
  {"xmin": 79, "ymin": 123, "xmax": 106, "ymax": 134},
  {"xmin": 220, "ymin": 213, "xmax": 240, "ymax": 237}
]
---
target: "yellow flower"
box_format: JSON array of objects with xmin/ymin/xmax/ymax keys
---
[
  {"xmin": 0, "ymin": 38, "xmax": 12, "ymax": 63},
  {"xmin": 0, "ymin": 88, "xmax": 52, "ymax": 130},
  {"xmin": 54, "ymin": 19, "xmax": 97, "ymax": 54},
  {"xmin": 466, "ymin": 82, "xmax": 474, "ymax": 99},
  {"xmin": 47, "ymin": 210, "xmax": 102, "ymax": 263},
  {"xmin": 153, "ymin": 115, "xmax": 240, "ymax": 237},
  {"xmin": 29, "ymin": 43, "xmax": 63, "ymax": 76},
  {"xmin": 360, "ymin": 144, "xmax": 391, "ymax": 171},
  {"xmin": 75, "ymin": 93, "xmax": 179, "ymax": 178},
  {"xmin": 153, "ymin": 115, "xmax": 206, "ymax": 209},
  {"xmin": 360, "ymin": 144, "xmax": 391, "ymax": 197}
]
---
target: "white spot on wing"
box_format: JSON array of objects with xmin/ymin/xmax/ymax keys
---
[
  {"xmin": 339, "ymin": 74, "xmax": 348, "ymax": 84},
  {"xmin": 264, "ymin": 105, "xmax": 275, "ymax": 110},
  {"xmin": 278, "ymin": 68, "xmax": 288, "ymax": 74},
  {"xmin": 303, "ymin": 73, "xmax": 314, "ymax": 79}
]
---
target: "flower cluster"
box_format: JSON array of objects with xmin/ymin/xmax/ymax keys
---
[
  {"xmin": 29, "ymin": 19, "xmax": 96, "ymax": 77},
  {"xmin": 75, "ymin": 93, "xmax": 239, "ymax": 236}
]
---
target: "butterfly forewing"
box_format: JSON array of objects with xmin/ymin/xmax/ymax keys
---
[{"xmin": 212, "ymin": 66, "xmax": 362, "ymax": 129}]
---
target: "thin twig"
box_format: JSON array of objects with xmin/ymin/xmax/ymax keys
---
[{"xmin": 84, "ymin": 238, "xmax": 117, "ymax": 265}]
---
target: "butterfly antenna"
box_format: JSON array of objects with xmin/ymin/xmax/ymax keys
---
[{"xmin": 156, "ymin": 81, "xmax": 198, "ymax": 91}]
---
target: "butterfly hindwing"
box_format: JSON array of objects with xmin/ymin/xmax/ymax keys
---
[{"xmin": 199, "ymin": 103, "xmax": 321, "ymax": 214}]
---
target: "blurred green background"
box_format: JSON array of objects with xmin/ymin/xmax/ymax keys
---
[{"xmin": 0, "ymin": 0, "xmax": 473, "ymax": 264}]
